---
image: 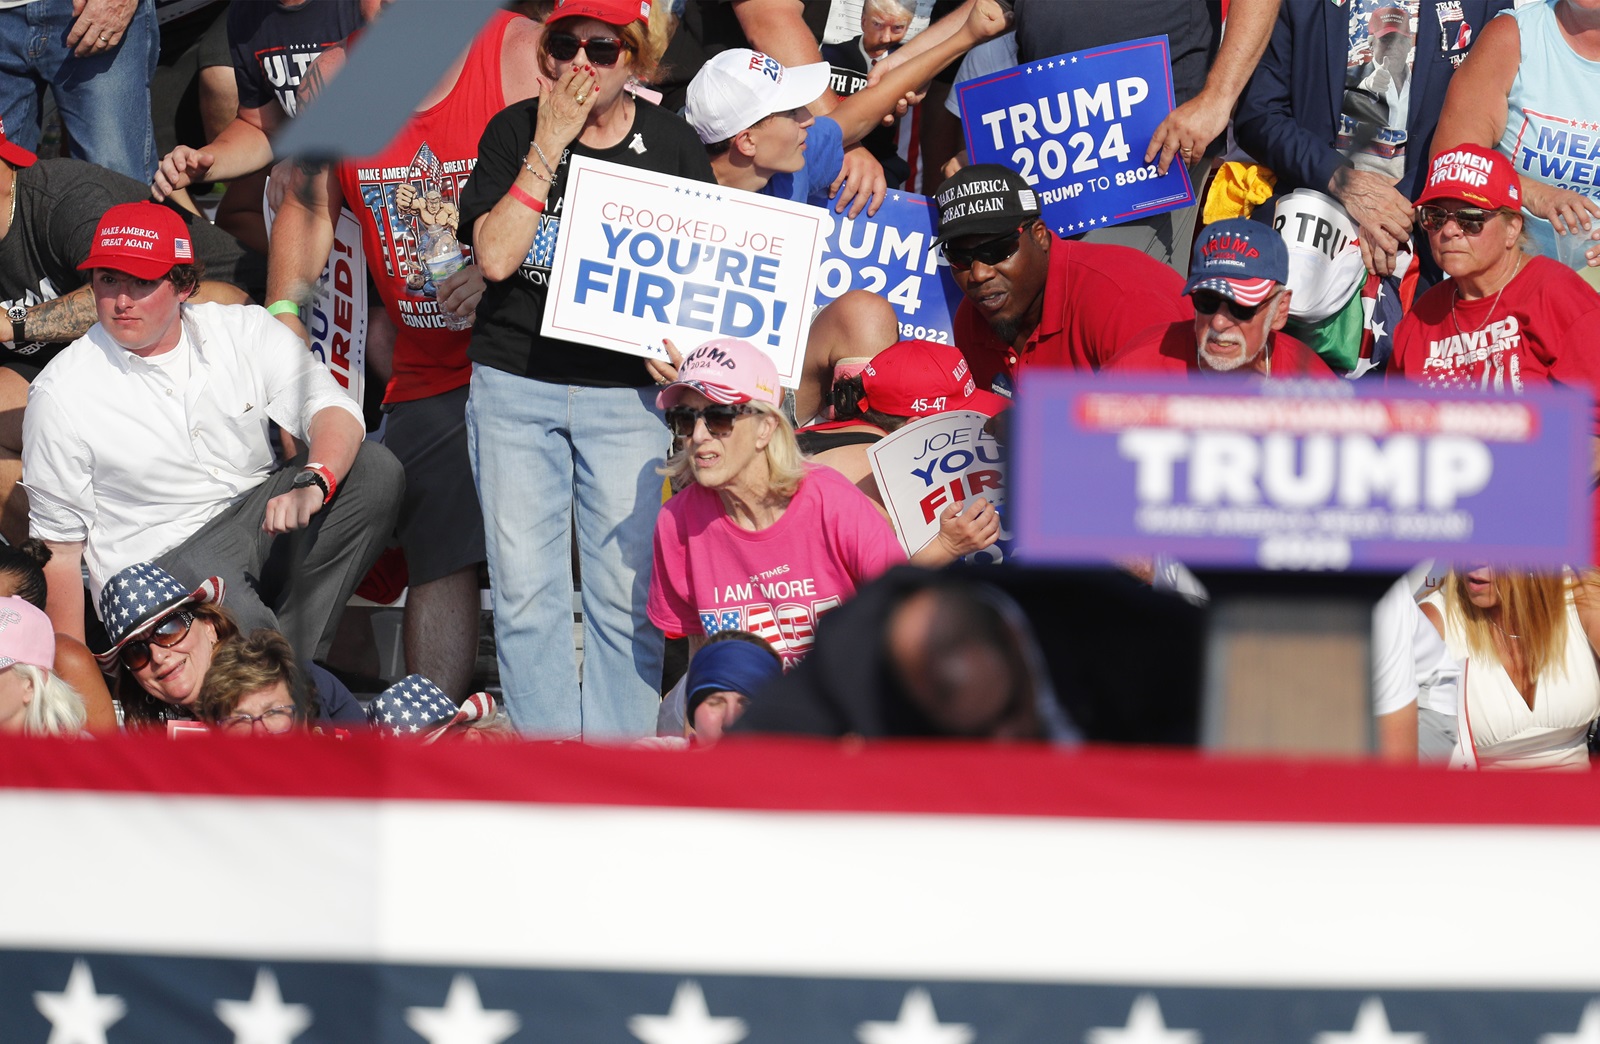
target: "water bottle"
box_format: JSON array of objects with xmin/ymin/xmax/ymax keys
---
[{"xmin": 419, "ymin": 225, "xmax": 474, "ymax": 332}]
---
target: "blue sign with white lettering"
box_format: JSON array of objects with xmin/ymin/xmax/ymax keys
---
[
  {"xmin": 956, "ymin": 36, "xmax": 1195, "ymax": 236},
  {"xmin": 1013, "ymin": 374, "xmax": 1592, "ymax": 571},
  {"xmin": 813, "ymin": 190, "xmax": 964, "ymax": 346}
]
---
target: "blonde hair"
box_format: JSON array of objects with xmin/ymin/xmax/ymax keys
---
[
  {"xmin": 661, "ymin": 401, "xmax": 808, "ymax": 499},
  {"xmin": 14, "ymin": 664, "xmax": 86, "ymax": 736},
  {"xmin": 1442, "ymin": 568, "xmax": 1570, "ymax": 699}
]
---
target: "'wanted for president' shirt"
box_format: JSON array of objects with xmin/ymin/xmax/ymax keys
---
[
  {"xmin": 1388, "ymin": 255, "xmax": 1600, "ymax": 426},
  {"xmin": 458, "ymin": 98, "xmax": 714, "ymax": 387}
]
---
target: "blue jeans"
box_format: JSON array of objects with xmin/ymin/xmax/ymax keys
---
[
  {"xmin": 0, "ymin": 0, "xmax": 158, "ymax": 181},
  {"xmin": 466, "ymin": 364, "xmax": 668, "ymax": 740}
]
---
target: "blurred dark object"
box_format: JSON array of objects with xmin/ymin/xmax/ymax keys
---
[
  {"xmin": 737, "ymin": 563, "xmax": 1203, "ymax": 744},
  {"xmin": 273, "ymin": 0, "xmax": 503, "ymax": 161}
]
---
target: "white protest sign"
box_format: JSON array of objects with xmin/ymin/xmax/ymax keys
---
[
  {"xmin": 265, "ymin": 190, "xmax": 368, "ymax": 406},
  {"xmin": 869, "ymin": 410, "xmax": 1007, "ymax": 558},
  {"xmin": 542, "ymin": 156, "xmax": 827, "ymax": 387}
]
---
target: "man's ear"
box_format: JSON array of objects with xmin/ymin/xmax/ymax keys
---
[
  {"xmin": 1027, "ymin": 219, "xmax": 1050, "ymax": 251},
  {"xmin": 734, "ymin": 128, "xmax": 759, "ymax": 159},
  {"xmin": 1270, "ymin": 288, "xmax": 1293, "ymax": 332}
]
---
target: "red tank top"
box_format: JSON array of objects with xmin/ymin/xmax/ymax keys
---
[{"xmin": 337, "ymin": 9, "xmax": 519, "ymax": 403}]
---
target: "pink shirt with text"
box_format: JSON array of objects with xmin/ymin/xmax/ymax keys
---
[{"xmin": 649, "ymin": 465, "xmax": 906, "ymax": 668}]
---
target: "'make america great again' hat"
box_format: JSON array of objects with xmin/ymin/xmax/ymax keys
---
[{"xmin": 933, "ymin": 164, "xmax": 1040, "ymax": 244}]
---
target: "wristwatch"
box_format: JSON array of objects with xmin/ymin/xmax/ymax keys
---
[
  {"xmin": 291, "ymin": 468, "xmax": 331, "ymax": 505},
  {"xmin": 6, "ymin": 304, "xmax": 25, "ymax": 343}
]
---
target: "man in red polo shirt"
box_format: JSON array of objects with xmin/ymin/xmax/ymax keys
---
[
  {"xmin": 932, "ymin": 164, "xmax": 1190, "ymax": 396},
  {"xmin": 1105, "ymin": 217, "xmax": 1336, "ymax": 379}
]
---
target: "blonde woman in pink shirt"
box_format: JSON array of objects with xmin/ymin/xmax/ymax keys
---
[{"xmin": 648, "ymin": 338, "xmax": 906, "ymax": 670}]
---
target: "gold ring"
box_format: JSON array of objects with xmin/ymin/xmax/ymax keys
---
[{"xmin": 99, "ymin": 32, "xmax": 109, "ymax": 40}]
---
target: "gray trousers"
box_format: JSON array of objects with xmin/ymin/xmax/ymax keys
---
[
  {"xmin": 155, "ymin": 441, "xmax": 404, "ymax": 662},
  {"xmin": 1076, "ymin": 156, "xmax": 1207, "ymax": 276}
]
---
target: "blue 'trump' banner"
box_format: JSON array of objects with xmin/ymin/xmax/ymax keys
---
[
  {"xmin": 1014, "ymin": 374, "xmax": 1592, "ymax": 571},
  {"xmin": 813, "ymin": 190, "xmax": 964, "ymax": 346},
  {"xmin": 956, "ymin": 35, "xmax": 1195, "ymax": 236}
]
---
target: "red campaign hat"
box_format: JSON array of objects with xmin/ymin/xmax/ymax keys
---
[
  {"xmin": 0, "ymin": 115, "xmax": 35, "ymax": 169},
  {"xmin": 1368, "ymin": 6, "xmax": 1409, "ymax": 37},
  {"xmin": 547, "ymin": 0, "xmax": 650, "ymax": 28},
  {"xmin": 1416, "ymin": 144, "xmax": 1522, "ymax": 211},
  {"xmin": 77, "ymin": 201, "xmax": 194, "ymax": 280},
  {"xmin": 858, "ymin": 340, "xmax": 1011, "ymax": 418}
]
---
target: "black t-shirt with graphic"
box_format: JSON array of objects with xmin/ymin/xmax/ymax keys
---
[
  {"xmin": 0, "ymin": 159, "xmax": 263, "ymax": 364},
  {"xmin": 458, "ymin": 98, "xmax": 716, "ymax": 387},
  {"xmin": 228, "ymin": 0, "xmax": 365, "ymax": 117}
]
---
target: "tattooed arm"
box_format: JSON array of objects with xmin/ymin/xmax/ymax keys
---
[
  {"xmin": 3, "ymin": 285, "xmax": 97, "ymax": 343},
  {"xmin": 0, "ymin": 280, "xmax": 250, "ymax": 343}
]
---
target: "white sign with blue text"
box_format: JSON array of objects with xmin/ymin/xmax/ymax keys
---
[
  {"xmin": 870, "ymin": 410, "xmax": 1010, "ymax": 563},
  {"xmin": 541, "ymin": 156, "xmax": 827, "ymax": 386},
  {"xmin": 956, "ymin": 35, "xmax": 1194, "ymax": 236},
  {"xmin": 812, "ymin": 190, "xmax": 964, "ymax": 346}
]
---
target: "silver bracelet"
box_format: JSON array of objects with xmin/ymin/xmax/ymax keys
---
[
  {"xmin": 530, "ymin": 140, "xmax": 557, "ymax": 177},
  {"xmin": 521, "ymin": 159, "xmax": 552, "ymax": 183}
]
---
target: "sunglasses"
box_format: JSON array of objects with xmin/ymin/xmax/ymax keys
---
[
  {"xmin": 1192, "ymin": 291, "xmax": 1275, "ymax": 323},
  {"xmin": 665, "ymin": 403, "xmax": 759, "ymax": 439},
  {"xmin": 546, "ymin": 31, "xmax": 628, "ymax": 67},
  {"xmin": 121, "ymin": 610, "xmax": 194, "ymax": 671},
  {"xmin": 1416, "ymin": 205, "xmax": 1500, "ymax": 236},
  {"xmin": 942, "ymin": 227, "xmax": 1026, "ymax": 272}
]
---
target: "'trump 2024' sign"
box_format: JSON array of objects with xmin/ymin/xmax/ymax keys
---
[
  {"xmin": 956, "ymin": 35, "xmax": 1194, "ymax": 236},
  {"xmin": 1013, "ymin": 375, "xmax": 1591, "ymax": 570}
]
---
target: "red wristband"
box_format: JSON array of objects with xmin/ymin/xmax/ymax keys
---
[
  {"xmin": 507, "ymin": 183, "xmax": 546, "ymax": 213},
  {"xmin": 301, "ymin": 462, "xmax": 337, "ymax": 505}
]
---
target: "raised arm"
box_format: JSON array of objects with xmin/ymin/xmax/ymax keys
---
[{"xmin": 829, "ymin": 0, "xmax": 1010, "ymax": 146}]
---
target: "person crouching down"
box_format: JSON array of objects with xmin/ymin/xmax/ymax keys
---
[
  {"xmin": 685, "ymin": 637, "xmax": 782, "ymax": 747},
  {"xmin": 197, "ymin": 629, "xmax": 325, "ymax": 737},
  {"xmin": 648, "ymin": 338, "xmax": 906, "ymax": 671}
]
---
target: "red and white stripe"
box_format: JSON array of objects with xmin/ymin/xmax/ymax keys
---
[{"xmin": 3, "ymin": 736, "xmax": 1599, "ymax": 987}]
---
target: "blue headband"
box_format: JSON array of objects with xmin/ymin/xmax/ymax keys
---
[{"xmin": 686, "ymin": 641, "xmax": 782, "ymax": 718}]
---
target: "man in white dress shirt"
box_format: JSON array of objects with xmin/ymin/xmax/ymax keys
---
[{"xmin": 22, "ymin": 201, "xmax": 402, "ymax": 660}]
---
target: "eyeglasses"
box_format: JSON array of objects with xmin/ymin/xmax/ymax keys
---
[
  {"xmin": 664, "ymin": 403, "xmax": 759, "ymax": 438},
  {"xmin": 546, "ymin": 31, "xmax": 628, "ymax": 67},
  {"xmin": 1416, "ymin": 205, "xmax": 1500, "ymax": 236},
  {"xmin": 217, "ymin": 704, "xmax": 298, "ymax": 735},
  {"xmin": 121, "ymin": 611, "xmax": 194, "ymax": 671},
  {"xmin": 1192, "ymin": 291, "xmax": 1275, "ymax": 323},
  {"xmin": 942, "ymin": 227, "xmax": 1026, "ymax": 272}
]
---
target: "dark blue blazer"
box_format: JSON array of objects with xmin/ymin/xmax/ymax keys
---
[{"xmin": 1234, "ymin": 0, "xmax": 1513, "ymax": 202}]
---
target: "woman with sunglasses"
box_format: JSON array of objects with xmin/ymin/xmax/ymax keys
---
[
  {"xmin": 96, "ymin": 562, "xmax": 365, "ymax": 729},
  {"xmin": 649, "ymin": 338, "xmax": 905, "ymax": 671},
  {"xmin": 1432, "ymin": 0, "xmax": 1600, "ymax": 270},
  {"xmin": 1390, "ymin": 145, "xmax": 1600, "ymax": 396},
  {"xmin": 456, "ymin": 0, "xmax": 715, "ymax": 740}
]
